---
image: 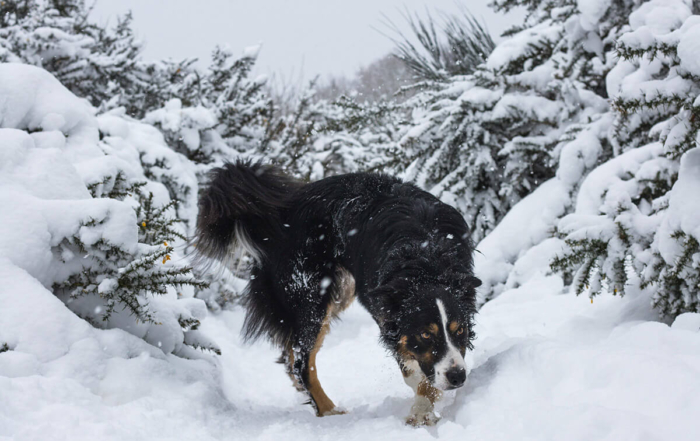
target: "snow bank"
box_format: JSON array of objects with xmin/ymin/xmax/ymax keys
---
[
  {"xmin": 0, "ymin": 62, "xmax": 96, "ymax": 145},
  {"xmin": 0, "ymin": 63, "xmax": 208, "ymax": 356},
  {"xmin": 474, "ymin": 178, "xmax": 569, "ymax": 304},
  {"xmin": 4, "ymin": 257, "xmax": 700, "ymax": 440},
  {"xmin": 657, "ymin": 147, "xmax": 700, "ymax": 255},
  {"xmin": 0, "ymin": 260, "xmax": 223, "ymax": 440}
]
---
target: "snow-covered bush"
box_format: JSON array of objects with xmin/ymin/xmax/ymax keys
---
[
  {"xmin": 0, "ymin": 0, "xmax": 166, "ymax": 117},
  {"xmin": 551, "ymin": 0, "xmax": 700, "ymax": 317},
  {"xmin": 276, "ymin": 94, "xmax": 404, "ymax": 180},
  {"xmin": 145, "ymin": 45, "xmax": 271, "ymax": 174},
  {"xmin": 0, "ymin": 63, "xmax": 218, "ymax": 355},
  {"xmin": 325, "ymin": 0, "xmax": 620, "ymax": 245}
]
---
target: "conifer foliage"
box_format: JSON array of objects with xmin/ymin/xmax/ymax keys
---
[
  {"xmin": 3, "ymin": 0, "xmax": 700, "ymax": 356},
  {"xmin": 551, "ymin": 0, "xmax": 700, "ymax": 317},
  {"xmin": 1, "ymin": 0, "xmax": 158, "ymax": 116}
]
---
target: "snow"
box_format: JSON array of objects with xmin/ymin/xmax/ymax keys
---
[
  {"xmin": 4, "ymin": 72, "xmax": 699, "ymax": 435},
  {"xmin": 3, "ymin": 1, "xmax": 700, "ymax": 436},
  {"xmin": 4, "ymin": 255, "xmax": 700, "ymax": 440},
  {"xmin": 0, "ymin": 63, "xmax": 96, "ymax": 141},
  {"xmin": 628, "ymin": 0, "xmax": 692, "ymax": 33},
  {"xmin": 655, "ymin": 147, "xmax": 700, "ymax": 262},
  {"xmin": 573, "ymin": 142, "xmax": 664, "ymax": 216},
  {"xmin": 486, "ymin": 22, "xmax": 563, "ymax": 71},
  {"xmin": 577, "ymin": 0, "xmax": 610, "ymax": 31},
  {"xmin": 0, "ymin": 64, "xmax": 206, "ymax": 356},
  {"xmin": 677, "ymin": 17, "xmax": 700, "ymax": 76},
  {"xmin": 492, "ymin": 94, "xmax": 562, "ymax": 123},
  {"xmin": 474, "ymin": 178, "xmax": 570, "ymax": 303}
]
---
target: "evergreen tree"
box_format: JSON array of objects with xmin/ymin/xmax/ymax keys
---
[
  {"xmin": 144, "ymin": 45, "xmax": 273, "ymax": 175},
  {"xmin": 0, "ymin": 0, "xmax": 176, "ymax": 117},
  {"xmin": 260, "ymin": 86, "xmax": 406, "ymax": 181},
  {"xmin": 372, "ymin": 4, "xmax": 604, "ymax": 242},
  {"xmin": 551, "ymin": 0, "xmax": 700, "ymax": 317},
  {"xmin": 53, "ymin": 121, "xmax": 220, "ymax": 355},
  {"xmin": 205, "ymin": 45, "xmax": 273, "ymax": 153}
]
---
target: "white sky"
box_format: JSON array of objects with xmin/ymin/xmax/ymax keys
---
[{"xmin": 93, "ymin": 0, "xmax": 523, "ymax": 81}]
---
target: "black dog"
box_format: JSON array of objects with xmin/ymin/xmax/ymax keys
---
[{"xmin": 194, "ymin": 161, "xmax": 480, "ymax": 426}]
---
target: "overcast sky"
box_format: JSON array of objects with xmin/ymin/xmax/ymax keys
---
[{"xmin": 93, "ymin": 0, "xmax": 523, "ymax": 81}]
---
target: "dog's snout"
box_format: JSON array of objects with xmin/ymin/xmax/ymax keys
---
[{"xmin": 446, "ymin": 367, "xmax": 466, "ymax": 388}]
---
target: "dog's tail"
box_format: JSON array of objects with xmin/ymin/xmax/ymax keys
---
[{"xmin": 193, "ymin": 160, "xmax": 301, "ymax": 268}]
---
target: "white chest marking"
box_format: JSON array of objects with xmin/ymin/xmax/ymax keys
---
[{"xmin": 433, "ymin": 299, "xmax": 467, "ymax": 389}]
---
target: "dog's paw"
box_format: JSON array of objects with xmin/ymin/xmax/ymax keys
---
[
  {"xmin": 405, "ymin": 411, "xmax": 440, "ymax": 427},
  {"xmin": 319, "ymin": 406, "xmax": 347, "ymax": 417}
]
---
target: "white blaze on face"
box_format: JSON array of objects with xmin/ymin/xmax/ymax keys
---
[{"xmin": 433, "ymin": 298, "xmax": 469, "ymax": 390}]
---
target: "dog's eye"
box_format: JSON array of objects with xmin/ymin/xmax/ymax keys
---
[
  {"xmin": 456, "ymin": 327, "xmax": 465, "ymax": 336},
  {"xmin": 420, "ymin": 331, "xmax": 431, "ymax": 340}
]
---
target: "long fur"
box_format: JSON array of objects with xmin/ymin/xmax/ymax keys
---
[
  {"xmin": 194, "ymin": 160, "xmax": 302, "ymax": 346},
  {"xmin": 194, "ymin": 161, "xmax": 480, "ymax": 354},
  {"xmin": 194, "ymin": 160, "xmax": 302, "ymax": 266}
]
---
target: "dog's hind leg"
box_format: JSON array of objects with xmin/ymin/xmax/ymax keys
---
[
  {"xmin": 285, "ymin": 302, "xmax": 342, "ymax": 416},
  {"xmin": 277, "ymin": 351, "xmax": 305, "ymax": 392},
  {"xmin": 285, "ymin": 266, "xmax": 355, "ymax": 416}
]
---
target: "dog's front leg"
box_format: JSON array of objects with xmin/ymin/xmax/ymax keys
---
[{"xmin": 401, "ymin": 362, "xmax": 443, "ymax": 426}]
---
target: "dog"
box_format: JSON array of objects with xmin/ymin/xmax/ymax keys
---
[{"xmin": 194, "ymin": 160, "xmax": 481, "ymax": 426}]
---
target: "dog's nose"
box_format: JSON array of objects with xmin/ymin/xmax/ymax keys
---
[{"xmin": 446, "ymin": 367, "xmax": 466, "ymax": 388}]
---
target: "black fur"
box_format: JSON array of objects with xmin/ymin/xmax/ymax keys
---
[{"xmin": 194, "ymin": 160, "xmax": 481, "ymax": 409}]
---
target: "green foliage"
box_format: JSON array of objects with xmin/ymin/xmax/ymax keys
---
[
  {"xmin": 136, "ymin": 194, "xmax": 186, "ymax": 244},
  {"xmin": 551, "ymin": 231, "xmax": 627, "ymax": 298},
  {"xmin": 260, "ymin": 82, "xmax": 323, "ymax": 179},
  {"xmin": 549, "ymin": 0, "xmax": 700, "ymax": 318},
  {"xmin": 53, "ymin": 209, "xmax": 206, "ymax": 323},
  {"xmin": 55, "ymin": 170, "xmax": 208, "ymax": 324},
  {"xmin": 645, "ymin": 232, "xmax": 700, "ymax": 316},
  {"xmin": 383, "ymin": 7, "xmax": 496, "ymax": 82},
  {"xmin": 0, "ymin": 0, "xmax": 178, "ymax": 117},
  {"xmin": 86, "ymin": 171, "xmax": 146, "ymax": 200},
  {"xmin": 205, "ymin": 45, "xmax": 273, "ymax": 147}
]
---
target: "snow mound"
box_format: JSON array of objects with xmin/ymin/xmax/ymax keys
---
[
  {"xmin": 0, "ymin": 63, "xmax": 210, "ymax": 357},
  {"xmin": 4, "ymin": 259, "xmax": 700, "ymax": 440}
]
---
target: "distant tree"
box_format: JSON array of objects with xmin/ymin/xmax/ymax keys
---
[
  {"xmin": 382, "ymin": 7, "xmax": 495, "ymax": 82},
  {"xmin": 314, "ymin": 54, "xmax": 416, "ymax": 103},
  {"xmin": 0, "ymin": 0, "xmax": 190, "ymax": 117}
]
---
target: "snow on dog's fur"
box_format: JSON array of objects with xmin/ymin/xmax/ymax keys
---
[{"xmin": 194, "ymin": 160, "xmax": 480, "ymax": 425}]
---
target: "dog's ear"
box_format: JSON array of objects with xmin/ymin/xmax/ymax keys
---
[
  {"xmin": 364, "ymin": 285, "xmax": 401, "ymax": 334},
  {"xmin": 466, "ymin": 275, "xmax": 482, "ymax": 288},
  {"xmin": 440, "ymin": 270, "xmax": 481, "ymax": 291}
]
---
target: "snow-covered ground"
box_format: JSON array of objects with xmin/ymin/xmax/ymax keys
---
[{"xmin": 3, "ymin": 267, "xmax": 700, "ymax": 440}]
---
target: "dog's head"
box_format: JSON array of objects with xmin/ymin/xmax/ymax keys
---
[{"xmin": 376, "ymin": 278, "xmax": 480, "ymax": 391}]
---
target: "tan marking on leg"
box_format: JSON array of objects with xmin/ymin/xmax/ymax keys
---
[
  {"xmin": 417, "ymin": 378, "xmax": 443, "ymax": 404},
  {"xmin": 307, "ymin": 314, "xmax": 340, "ymax": 416},
  {"xmin": 304, "ymin": 267, "xmax": 356, "ymax": 417},
  {"xmin": 308, "ymin": 267, "xmax": 355, "ymax": 418},
  {"xmin": 328, "ymin": 267, "xmax": 355, "ymax": 318}
]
